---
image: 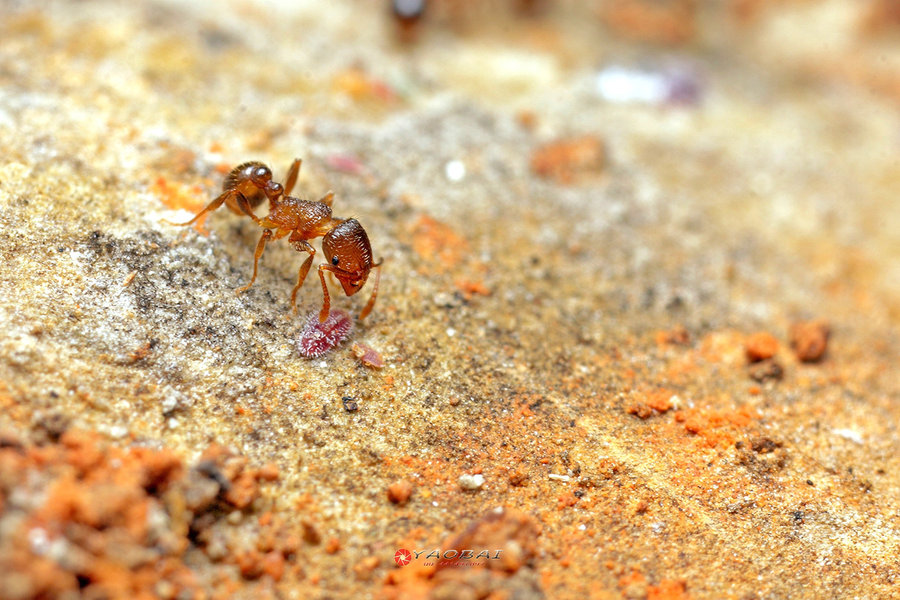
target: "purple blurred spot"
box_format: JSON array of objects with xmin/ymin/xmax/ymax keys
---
[{"xmin": 325, "ymin": 154, "xmax": 366, "ymax": 176}]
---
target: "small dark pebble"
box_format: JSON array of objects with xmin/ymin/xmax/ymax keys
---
[
  {"xmin": 750, "ymin": 437, "xmax": 782, "ymax": 454},
  {"xmin": 195, "ymin": 460, "xmax": 232, "ymax": 490},
  {"xmin": 748, "ymin": 359, "xmax": 783, "ymax": 382},
  {"xmin": 342, "ymin": 397, "xmax": 358, "ymax": 412},
  {"xmin": 302, "ymin": 519, "xmax": 322, "ymax": 545},
  {"xmin": 33, "ymin": 412, "xmax": 70, "ymax": 442}
]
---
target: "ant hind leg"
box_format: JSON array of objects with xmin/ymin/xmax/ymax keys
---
[
  {"xmin": 358, "ymin": 261, "xmax": 382, "ymax": 321},
  {"xmin": 318, "ymin": 191, "xmax": 334, "ymax": 207},
  {"xmin": 284, "ymin": 159, "xmax": 302, "ymax": 196}
]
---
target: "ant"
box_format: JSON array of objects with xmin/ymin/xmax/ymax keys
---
[{"xmin": 166, "ymin": 159, "xmax": 382, "ymax": 323}]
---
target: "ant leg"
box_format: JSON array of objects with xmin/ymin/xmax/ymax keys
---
[
  {"xmin": 289, "ymin": 240, "xmax": 316, "ymax": 313},
  {"xmin": 233, "ymin": 192, "xmax": 262, "ymax": 224},
  {"xmin": 284, "ymin": 158, "xmax": 302, "ymax": 196},
  {"xmin": 161, "ymin": 190, "xmax": 229, "ymax": 226},
  {"xmin": 358, "ymin": 260, "xmax": 382, "ymax": 321},
  {"xmin": 237, "ymin": 229, "xmax": 273, "ymax": 293},
  {"xmin": 317, "ymin": 264, "xmax": 335, "ymax": 323},
  {"xmin": 318, "ymin": 191, "xmax": 334, "ymax": 207}
]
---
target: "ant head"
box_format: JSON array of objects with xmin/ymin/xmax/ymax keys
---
[
  {"xmin": 249, "ymin": 165, "xmax": 272, "ymax": 187},
  {"xmin": 323, "ymin": 219, "xmax": 373, "ymax": 297}
]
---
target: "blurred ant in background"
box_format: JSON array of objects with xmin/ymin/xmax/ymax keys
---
[{"xmin": 391, "ymin": 0, "xmax": 546, "ymax": 40}]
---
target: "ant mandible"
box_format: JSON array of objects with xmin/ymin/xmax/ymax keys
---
[{"xmin": 166, "ymin": 159, "xmax": 382, "ymax": 323}]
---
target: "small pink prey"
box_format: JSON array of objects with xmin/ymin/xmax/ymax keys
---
[{"xmin": 297, "ymin": 309, "xmax": 353, "ymax": 358}]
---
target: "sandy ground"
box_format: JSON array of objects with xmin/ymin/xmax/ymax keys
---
[{"xmin": 1, "ymin": 1, "xmax": 899, "ymax": 598}]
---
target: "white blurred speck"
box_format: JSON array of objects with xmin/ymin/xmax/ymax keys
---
[
  {"xmin": 833, "ymin": 428, "xmax": 864, "ymax": 445},
  {"xmin": 446, "ymin": 328, "xmax": 456, "ymax": 337},
  {"xmin": 29, "ymin": 528, "xmax": 49, "ymax": 555},
  {"xmin": 595, "ymin": 66, "xmax": 667, "ymax": 104},
  {"xmin": 445, "ymin": 160, "xmax": 466, "ymax": 182}
]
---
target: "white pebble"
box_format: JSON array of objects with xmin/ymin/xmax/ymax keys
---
[
  {"xmin": 594, "ymin": 66, "xmax": 666, "ymax": 104},
  {"xmin": 459, "ymin": 473, "xmax": 485, "ymax": 490},
  {"xmin": 832, "ymin": 428, "xmax": 864, "ymax": 445}
]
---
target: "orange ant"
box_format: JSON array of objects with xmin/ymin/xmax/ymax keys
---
[{"xmin": 166, "ymin": 159, "xmax": 382, "ymax": 323}]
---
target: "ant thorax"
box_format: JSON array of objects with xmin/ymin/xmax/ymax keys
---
[{"xmin": 269, "ymin": 197, "xmax": 333, "ymax": 234}]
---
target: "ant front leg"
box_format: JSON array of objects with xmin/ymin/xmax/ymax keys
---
[
  {"xmin": 162, "ymin": 189, "xmax": 231, "ymax": 227},
  {"xmin": 233, "ymin": 192, "xmax": 262, "ymax": 224},
  {"xmin": 316, "ymin": 264, "xmax": 337, "ymax": 323},
  {"xmin": 359, "ymin": 260, "xmax": 383, "ymax": 321},
  {"xmin": 284, "ymin": 158, "xmax": 302, "ymax": 196},
  {"xmin": 237, "ymin": 229, "xmax": 273, "ymax": 293},
  {"xmin": 289, "ymin": 240, "xmax": 316, "ymax": 314}
]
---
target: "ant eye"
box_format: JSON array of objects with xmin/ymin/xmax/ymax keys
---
[{"xmin": 331, "ymin": 256, "xmax": 340, "ymax": 266}]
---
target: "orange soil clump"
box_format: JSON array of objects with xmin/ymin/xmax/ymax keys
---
[
  {"xmin": 598, "ymin": 0, "xmax": 696, "ymax": 45},
  {"xmin": 627, "ymin": 388, "xmax": 676, "ymax": 419},
  {"xmin": 676, "ymin": 405, "xmax": 757, "ymax": 448},
  {"xmin": 789, "ymin": 319, "xmax": 830, "ymax": 362},
  {"xmin": 0, "ymin": 430, "xmax": 299, "ymax": 600},
  {"xmin": 410, "ymin": 215, "xmax": 470, "ymax": 272},
  {"xmin": 744, "ymin": 331, "xmax": 778, "ymax": 362},
  {"xmin": 152, "ymin": 176, "xmax": 209, "ymax": 234},
  {"xmin": 530, "ymin": 136, "xmax": 606, "ymax": 184}
]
